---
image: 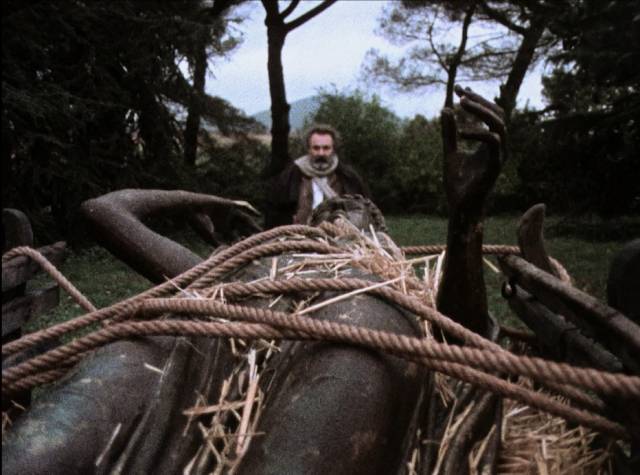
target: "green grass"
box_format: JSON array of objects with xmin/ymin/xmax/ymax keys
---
[
  {"xmin": 26, "ymin": 215, "xmax": 638, "ymax": 333},
  {"xmin": 25, "ymin": 230, "xmax": 211, "ymax": 334}
]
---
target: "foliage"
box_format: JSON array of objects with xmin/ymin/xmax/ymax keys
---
[
  {"xmin": 363, "ymin": 2, "xmax": 515, "ymax": 93},
  {"xmin": 196, "ymin": 134, "xmax": 271, "ymax": 204},
  {"xmin": 362, "ymin": 1, "xmax": 557, "ymax": 114},
  {"xmin": 518, "ymin": 0, "xmax": 640, "ymax": 216},
  {"xmin": 1, "ymin": 1, "xmax": 253, "ymax": 243},
  {"xmin": 390, "ymin": 115, "xmax": 444, "ymax": 213}
]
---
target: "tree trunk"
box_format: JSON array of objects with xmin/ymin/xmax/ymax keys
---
[
  {"xmin": 184, "ymin": 30, "xmax": 208, "ymax": 167},
  {"xmin": 497, "ymin": 20, "xmax": 545, "ymax": 122},
  {"xmin": 266, "ymin": 25, "xmax": 290, "ymax": 178}
]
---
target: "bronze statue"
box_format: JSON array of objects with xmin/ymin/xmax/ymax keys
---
[{"xmin": 3, "ymin": 88, "xmax": 511, "ymax": 474}]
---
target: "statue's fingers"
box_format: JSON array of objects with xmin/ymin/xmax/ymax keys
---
[
  {"xmin": 460, "ymin": 97, "xmax": 506, "ymax": 139},
  {"xmin": 459, "ymin": 129, "xmax": 500, "ymax": 146},
  {"xmin": 460, "ymin": 129, "xmax": 501, "ymax": 159},
  {"xmin": 231, "ymin": 199, "xmax": 261, "ymax": 216},
  {"xmin": 441, "ymin": 107, "xmax": 458, "ymax": 156},
  {"xmin": 454, "ymin": 85, "xmax": 505, "ymax": 118},
  {"xmin": 233, "ymin": 210, "xmax": 263, "ymax": 233},
  {"xmin": 189, "ymin": 212, "xmax": 219, "ymax": 245}
]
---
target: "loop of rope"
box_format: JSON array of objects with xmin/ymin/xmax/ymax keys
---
[
  {"xmin": 219, "ymin": 277, "xmax": 503, "ymax": 351},
  {"xmin": 2, "ymin": 225, "xmax": 626, "ymax": 441},
  {"xmin": 1, "ymin": 319, "xmax": 627, "ymax": 439},
  {"xmin": 10, "ymin": 274, "xmax": 614, "ymax": 419},
  {"xmin": 183, "ymin": 277, "xmax": 611, "ymax": 415},
  {"xmin": 133, "ymin": 298, "xmax": 640, "ymax": 399},
  {"xmin": 1, "ymin": 225, "xmax": 328, "ymax": 357},
  {"xmin": 5, "ymin": 292, "xmax": 638, "ymax": 413}
]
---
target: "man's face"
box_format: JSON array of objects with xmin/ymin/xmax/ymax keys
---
[{"xmin": 308, "ymin": 133, "xmax": 334, "ymax": 166}]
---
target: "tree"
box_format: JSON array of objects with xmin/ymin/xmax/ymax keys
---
[
  {"xmin": 363, "ymin": 1, "xmax": 557, "ymax": 121},
  {"xmin": 363, "ymin": 1, "xmax": 484, "ymax": 108},
  {"xmin": 516, "ymin": 0, "xmax": 640, "ymax": 215},
  {"xmin": 393, "ymin": 115, "xmax": 444, "ymax": 212},
  {"xmin": 1, "ymin": 1, "xmax": 251, "ymax": 240},
  {"xmin": 260, "ymin": 0, "xmax": 337, "ymax": 178},
  {"xmin": 182, "ymin": 0, "xmax": 247, "ymax": 167},
  {"xmin": 478, "ymin": 1, "xmax": 556, "ymax": 120}
]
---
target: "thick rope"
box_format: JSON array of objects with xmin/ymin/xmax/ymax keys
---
[
  {"xmin": 2, "ymin": 246, "xmax": 96, "ymax": 313},
  {"xmin": 187, "ymin": 240, "xmax": 342, "ymax": 291},
  {"xmin": 401, "ymin": 244, "xmax": 520, "ymax": 256},
  {"xmin": 218, "ymin": 277, "xmax": 503, "ymax": 351},
  {"xmin": 400, "ymin": 244, "xmax": 571, "ymax": 284},
  {"xmin": 1, "ymin": 225, "xmax": 327, "ymax": 357},
  {"xmin": 1, "ymin": 319, "xmax": 627, "ymax": 439},
  {"xmin": 140, "ymin": 299, "xmax": 640, "ymax": 399},
  {"xmin": 5, "ymin": 249, "xmax": 631, "ymax": 401},
  {"xmin": 3, "ymin": 226, "xmax": 627, "ymax": 440},
  {"xmin": 5, "ymin": 296, "xmax": 639, "ymax": 400},
  {"xmin": 410, "ymin": 358, "xmax": 627, "ymax": 439}
]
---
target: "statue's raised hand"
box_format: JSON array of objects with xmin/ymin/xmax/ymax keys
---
[
  {"xmin": 189, "ymin": 199, "xmax": 262, "ymax": 246},
  {"xmin": 82, "ymin": 190, "xmax": 263, "ymax": 282},
  {"xmin": 441, "ymin": 85, "xmax": 506, "ymax": 217},
  {"xmin": 437, "ymin": 86, "xmax": 506, "ymax": 336}
]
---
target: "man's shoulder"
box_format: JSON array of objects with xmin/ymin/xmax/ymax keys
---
[
  {"xmin": 336, "ymin": 161, "xmax": 362, "ymax": 179},
  {"xmin": 335, "ymin": 160, "xmax": 371, "ymax": 197}
]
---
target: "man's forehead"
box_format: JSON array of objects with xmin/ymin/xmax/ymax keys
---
[{"xmin": 309, "ymin": 133, "xmax": 333, "ymax": 146}]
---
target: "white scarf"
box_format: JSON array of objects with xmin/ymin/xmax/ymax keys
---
[{"xmin": 294, "ymin": 154, "xmax": 339, "ymax": 207}]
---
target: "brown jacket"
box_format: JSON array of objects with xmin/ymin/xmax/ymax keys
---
[{"xmin": 266, "ymin": 161, "xmax": 370, "ymax": 228}]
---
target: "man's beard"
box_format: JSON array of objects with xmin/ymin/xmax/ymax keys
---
[{"xmin": 311, "ymin": 154, "xmax": 334, "ymax": 171}]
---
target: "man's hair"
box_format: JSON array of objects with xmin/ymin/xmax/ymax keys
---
[{"xmin": 304, "ymin": 123, "xmax": 341, "ymax": 149}]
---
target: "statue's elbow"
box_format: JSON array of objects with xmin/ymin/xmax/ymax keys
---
[{"xmin": 80, "ymin": 196, "xmax": 119, "ymax": 232}]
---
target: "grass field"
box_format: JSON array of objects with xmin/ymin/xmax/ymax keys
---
[{"xmin": 27, "ymin": 214, "xmax": 639, "ymax": 333}]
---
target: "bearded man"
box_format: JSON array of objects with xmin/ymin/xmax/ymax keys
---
[{"xmin": 266, "ymin": 124, "xmax": 370, "ymax": 227}]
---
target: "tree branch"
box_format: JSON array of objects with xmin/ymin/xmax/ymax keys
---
[
  {"xmin": 478, "ymin": 1, "xmax": 527, "ymax": 35},
  {"xmin": 280, "ymin": 0, "xmax": 300, "ymax": 19},
  {"xmin": 427, "ymin": 23, "xmax": 449, "ymax": 72},
  {"xmin": 284, "ymin": 0, "xmax": 338, "ymax": 32}
]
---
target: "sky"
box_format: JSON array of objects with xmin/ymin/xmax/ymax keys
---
[{"xmin": 206, "ymin": 1, "xmax": 547, "ymax": 119}]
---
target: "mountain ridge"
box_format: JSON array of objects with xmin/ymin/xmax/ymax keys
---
[{"xmin": 252, "ymin": 96, "xmax": 320, "ymax": 131}]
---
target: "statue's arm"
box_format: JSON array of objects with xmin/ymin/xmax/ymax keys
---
[
  {"xmin": 81, "ymin": 189, "xmax": 261, "ymax": 283},
  {"xmin": 436, "ymin": 87, "xmax": 507, "ymax": 337}
]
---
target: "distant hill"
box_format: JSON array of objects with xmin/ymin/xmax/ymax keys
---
[{"xmin": 252, "ymin": 96, "xmax": 321, "ymax": 131}]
